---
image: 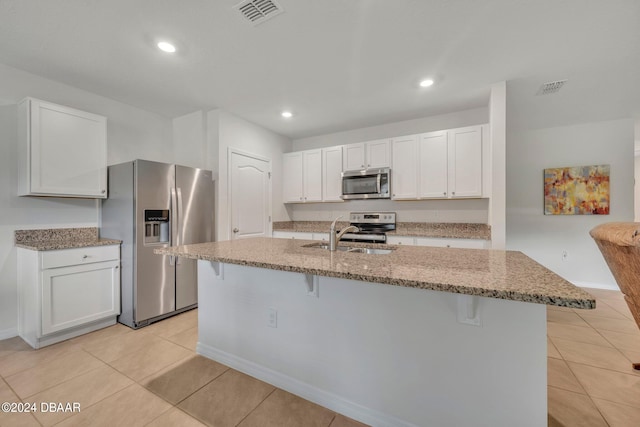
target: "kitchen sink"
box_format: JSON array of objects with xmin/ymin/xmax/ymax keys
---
[{"xmin": 304, "ymin": 243, "xmax": 394, "ymax": 255}]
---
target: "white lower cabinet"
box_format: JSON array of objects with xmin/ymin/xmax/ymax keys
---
[
  {"xmin": 272, "ymin": 231, "xmax": 329, "ymax": 241},
  {"xmin": 386, "ymin": 236, "xmax": 416, "ymax": 245},
  {"xmin": 415, "ymin": 237, "xmax": 489, "ymax": 249},
  {"xmin": 17, "ymin": 245, "xmax": 121, "ymax": 348},
  {"xmin": 272, "ymin": 231, "xmax": 314, "ymax": 240},
  {"xmin": 388, "ymin": 235, "xmax": 490, "ymax": 249}
]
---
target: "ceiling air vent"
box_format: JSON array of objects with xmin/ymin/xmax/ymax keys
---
[
  {"xmin": 235, "ymin": 0, "xmax": 284, "ymax": 26},
  {"xmin": 536, "ymin": 79, "xmax": 568, "ymax": 95}
]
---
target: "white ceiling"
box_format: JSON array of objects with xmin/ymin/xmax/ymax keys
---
[{"xmin": 0, "ymin": 0, "xmax": 638, "ymax": 139}]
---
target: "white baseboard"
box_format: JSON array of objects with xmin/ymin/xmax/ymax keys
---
[
  {"xmin": 197, "ymin": 342, "xmax": 417, "ymax": 427},
  {"xmin": 572, "ymin": 281, "xmax": 620, "ymax": 291},
  {"xmin": 0, "ymin": 328, "xmax": 18, "ymax": 340}
]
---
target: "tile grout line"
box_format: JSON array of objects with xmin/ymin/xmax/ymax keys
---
[
  {"xmin": 546, "ymin": 358, "xmax": 587, "ymax": 396},
  {"xmin": 6, "ymin": 347, "xmax": 107, "ymax": 402},
  {"xmin": 550, "ymin": 369, "xmax": 611, "ymax": 425},
  {"xmin": 233, "ymin": 387, "xmax": 279, "ymax": 426},
  {"xmin": 550, "ymin": 325, "xmax": 640, "ymax": 378},
  {"xmin": 568, "ymin": 311, "xmax": 640, "ymax": 373},
  {"xmin": 555, "ymin": 299, "xmax": 613, "ymax": 426}
]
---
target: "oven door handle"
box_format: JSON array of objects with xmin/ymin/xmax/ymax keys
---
[{"xmin": 376, "ymin": 173, "xmax": 381, "ymax": 194}]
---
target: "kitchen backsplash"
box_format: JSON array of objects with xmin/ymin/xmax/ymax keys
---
[{"xmin": 287, "ymin": 198, "xmax": 489, "ymax": 223}]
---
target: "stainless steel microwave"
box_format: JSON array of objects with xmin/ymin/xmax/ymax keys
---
[{"xmin": 341, "ymin": 168, "xmax": 391, "ymax": 200}]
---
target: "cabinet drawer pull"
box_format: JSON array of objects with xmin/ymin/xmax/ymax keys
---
[{"xmin": 82, "ymin": 255, "xmax": 89, "ymax": 259}]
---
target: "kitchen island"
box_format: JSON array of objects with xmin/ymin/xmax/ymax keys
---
[{"xmin": 156, "ymin": 237, "xmax": 594, "ymax": 427}]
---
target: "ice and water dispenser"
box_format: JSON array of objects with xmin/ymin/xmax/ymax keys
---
[{"xmin": 144, "ymin": 210, "xmax": 170, "ymax": 244}]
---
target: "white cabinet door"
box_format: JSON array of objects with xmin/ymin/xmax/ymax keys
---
[
  {"xmin": 366, "ymin": 139, "xmax": 391, "ymax": 169},
  {"xmin": 387, "ymin": 236, "xmax": 416, "ymax": 245},
  {"xmin": 415, "ymin": 237, "xmax": 488, "ymax": 249},
  {"xmin": 342, "ymin": 140, "xmax": 390, "ymax": 171},
  {"xmin": 283, "ymin": 150, "xmax": 323, "ymax": 203},
  {"xmin": 18, "ymin": 98, "xmax": 107, "ymax": 198},
  {"xmin": 448, "ymin": 126, "xmax": 483, "ymax": 198},
  {"xmin": 303, "ymin": 150, "xmax": 322, "ymax": 202},
  {"xmin": 322, "ymin": 146, "xmax": 344, "ymax": 202},
  {"xmin": 272, "ymin": 231, "xmax": 314, "ymax": 240},
  {"xmin": 343, "ymin": 143, "xmax": 366, "ymax": 171},
  {"xmin": 312, "ymin": 233, "xmax": 330, "ymax": 241},
  {"xmin": 41, "ymin": 260, "xmax": 120, "ymax": 335},
  {"xmin": 283, "ymin": 152, "xmax": 304, "ymax": 203},
  {"xmin": 419, "ymin": 131, "xmax": 449, "ymax": 198},
  {"xmin": 391, "ymin": 135, "xmax": 418, "ymax": 200}
]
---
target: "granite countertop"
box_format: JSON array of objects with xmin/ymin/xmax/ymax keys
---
[
  {"xmin": 155, "ymin": 237, "xmax": 594, "ymax": 309},
  {"xmin": 15, "ymin": 227, "xmax": 121, "ymax": 251},
  {"xmin": 273, "ymin": 221, "xmax": 491, "ymax": 240}
]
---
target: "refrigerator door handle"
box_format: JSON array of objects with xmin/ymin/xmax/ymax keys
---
[
  {"xmin": 176, "ymin": 187, "xmax": 184, "ymax": 264},
  {"xmin": 170, "ymin": 187, "xmax": 178, "ymax": 265}
]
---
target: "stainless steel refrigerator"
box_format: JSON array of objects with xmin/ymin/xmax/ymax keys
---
[{"xmin": 101, "ymin": 159, "xmax": 215, "ymax": 329}]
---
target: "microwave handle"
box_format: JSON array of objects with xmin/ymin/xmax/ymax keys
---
[{"xmin": 376, "ymin": 173, "xmax": 381, "ymax": 194}]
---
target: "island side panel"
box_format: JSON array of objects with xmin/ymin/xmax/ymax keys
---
[{"xmin": 197, "ymin": 261, "xmax": 547, "ymax": 427}]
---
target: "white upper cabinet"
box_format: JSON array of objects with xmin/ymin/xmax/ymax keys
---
[
  {"xmin": 389, "ymin": 125, "xmax": 484, "ymax": 201},
  {"xmin": 419, "ymin": 130, "xmax": 449, "ymax": 198},
  {"xmin": 322, "ymin": 146, "xmax": 344, "ymax": 202},
  {"xmin": 391, "ymin": 135, "xmax": 418, "ymax": 200},
  {"xmin": 283, "ymin": 149, "xmax": 322, "ymax": 203},
  {"xmin": 366, "ymin": 139, "xmax": 391, "ymax": 169},
  {"xmin": 448, "ymin": 126, "xmax": 483, "ymax": 198},
  {"xmin": 303, "ymin": 149, "xmax": 322, "ymax": 202},
  {"xmin": 343, "ymin": 143, "xmax": 366, "ymax": 171},
  {"xmin": 283, "ymin": 152, "xmax": 304, "ymax": 202},
  {"xmin": 343, "ymin": 139, "xmax": 391, "ymax": 171},
  {"xmin": 18, "ymin": 98, "xmax": 107, "ymax": 198},
  {"xmin": 282, "ymin": 124, "xmax": 486, "ymax": 204}
]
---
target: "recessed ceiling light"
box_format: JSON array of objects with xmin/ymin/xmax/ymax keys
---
[
  {"xmin": 157, "ymin": 41, "xmax": 176, "ymax": 53},
  {"xmin": 419, "ymin": 79, "xmax": 434, "ymax": 88},
  {"xmin": 281, "ymin": 111, "xmax": 293, "ymax": 118}
]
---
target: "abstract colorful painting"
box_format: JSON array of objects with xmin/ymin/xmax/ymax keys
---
[{"xmin": 544, "ymin": 164, "xmax": 610, "ymax": 215}]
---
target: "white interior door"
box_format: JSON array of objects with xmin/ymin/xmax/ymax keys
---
[{"xmin": 230, "ymin": 150, "xmax": 271, "ymax": 240}]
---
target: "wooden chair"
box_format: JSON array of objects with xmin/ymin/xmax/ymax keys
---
[{"xmin": 590, "ymin": 222, "xmax": 640, "ymax": 370}]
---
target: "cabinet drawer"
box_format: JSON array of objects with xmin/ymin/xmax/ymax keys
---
[{"xmin": 41, "ymin": 245, "xmax": 119, "ymax": 269}]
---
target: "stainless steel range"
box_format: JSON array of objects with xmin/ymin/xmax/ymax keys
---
[{"xmin": 339, "ymin": 212, "xmax": 396, "ymax": 244}]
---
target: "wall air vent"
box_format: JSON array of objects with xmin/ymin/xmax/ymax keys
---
[
  {"xmin": 536, "ymin": 79, "xmax": 568, "ymax": 95},
  {"xmin": 235, "ymin": 0, "xmax": 284, "ymax": 26}
]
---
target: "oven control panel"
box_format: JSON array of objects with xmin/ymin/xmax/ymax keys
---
[{"xmin": 349, "ymin": 212, "xmax": 396, "ymax": 224}]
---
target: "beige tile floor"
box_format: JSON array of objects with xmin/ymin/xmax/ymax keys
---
[{"xmin": 0, "ymin": 288, "xmax": 639, "ymax": 426}]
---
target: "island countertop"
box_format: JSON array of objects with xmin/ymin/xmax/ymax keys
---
[{"xmin": 155, "ymin": 237, "xmax": 595, "ymax": 309}]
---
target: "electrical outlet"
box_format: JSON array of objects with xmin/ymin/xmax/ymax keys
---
[
  {"xmin": 562, "ymin": 250, "xmax": 568, "ymax": 261},
  {"xmin": 267, "ymin": 307, "xmax": 277, "ymax": 328}
]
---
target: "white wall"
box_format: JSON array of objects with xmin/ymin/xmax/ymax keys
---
[
  {"xmin": 173, "ymin": 111, "xmax": 206, "ymax": 169},
  {"xmin": 635, "ymin": 155, "xmax": 640, "ymax": 222},
  {"xmin": 289, "ymin": 107, "xmax": 490, "ymax": 224},
  {"xmin": 506, "ymin": 118, "xmax": 634, "ymax": 289},
  {"xmin": 0, "ymin": 63, "xmax": 173, "ymax": 337},
  {"xmin": 489, "ymin": 82, "xmax": 506, "ymax": 249},
  {"xmin": 635, "ymin": 119, "xmax": 640, "ymax": 221},
  {"xmin": 293, "ymin": 107, "xmax": 488, "ymax": 151},
  {"xmin": 289, "ymin": 199, "xmax": 489, "ymax": 224},
  {"xmin": 210, "ymin": 110, "xmax": 292, "ymax": 241}
]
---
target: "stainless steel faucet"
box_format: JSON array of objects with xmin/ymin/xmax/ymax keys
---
[{"xmin": 329, "ymin": 215, "xmax": 359, "ymax": 251}]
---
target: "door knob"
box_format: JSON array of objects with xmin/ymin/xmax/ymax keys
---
[{"xmin": 233, "ymin": 228, "xmax": 239, "ymax": 233}]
